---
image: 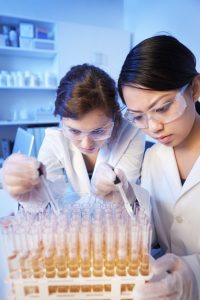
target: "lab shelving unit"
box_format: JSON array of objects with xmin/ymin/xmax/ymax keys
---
[{"xmin": 0, "ymin": 15, "xmax": 59, "ymax": 157}]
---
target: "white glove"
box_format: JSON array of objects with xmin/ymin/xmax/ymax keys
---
[
  {"xmin": 91, "ymin": 162, "xmax": 136, "ymax": 205},
  {"xmin": 91, "ymin": 163, "xmax": 127, "ymax": 196},
  {"xmin": 2, "ymin": 153, "xmax": 41, "ymax": 199},
  {"xmin": 2, "ymin": 153, "xmax": 55, "ymax": 213},
  {"xmin": 132, "ymin": 253, "xmax": 198, "ymax": 300}
]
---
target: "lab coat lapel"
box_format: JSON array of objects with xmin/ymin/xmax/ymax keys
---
[
  {"xmin": 157, "ymin": 145, "xmax": 182, "ymax": 200},
  {"xmin": 67, "ymin": 142, "xmax": 91, "ymax": 194},
  {"xmin": 92, "ymin": 142, "xmax": 110, "ymax": 175},
  {"xmin": 179, "ymin": 155, "xmax": 200, "ymax": 198}
]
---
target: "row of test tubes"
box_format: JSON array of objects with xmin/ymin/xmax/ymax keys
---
[{"xmin": 1, "ymin": 196, "xmax": 152, "ymax": 295}]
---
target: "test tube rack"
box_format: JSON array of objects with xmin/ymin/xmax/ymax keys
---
[
  {"xmin": 8, "ymin": 273, "xmax": 152, "ymax": 300},
  {"xmin": 2, "ymin": 198, "xmax": 152, "ymax": 300}
]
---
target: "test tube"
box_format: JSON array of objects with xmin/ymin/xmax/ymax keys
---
[
  {"xmin": 68, "ymin": 213, "xmax": 80, "ymax": 292},
  {"xmin": 92, "ymin": 221, "xmax": 104, "ymax": 292},
  {"xmin": 43, "ymin": 223, "xmax": 56, "ymax": 278},
  {"xmin": 79, "ymin": 221, "xmax": 91, "ymax": 292},
  {"xmin": 56, "ymin": 220, "xmax": 68, "ymax": 293},
  {"xmin": 128, "ymin": 217, "xmax": 140, "ymax": 276},
  {"xmin": 3, "ymin": 225, "xmax": 19, "ymax": 279},
  {"xmin": 139, "ymin": 220, "xmax": 152, "ymax": 276},
  {"xmin": 28, "ymin": 223, "xmax": 44, "ymax": 279},
  {"xmin": 16, "ymin": 226, "xmax": 32, "ymax": 279}
]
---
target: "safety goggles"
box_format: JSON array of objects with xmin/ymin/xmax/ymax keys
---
[
  {"xmin": 62, "ymin": 120, "xmax": 114, "ymax": 141},
  {"xmin": 124, "ymin": 83, "xmax": 189, "ymax": 129}
]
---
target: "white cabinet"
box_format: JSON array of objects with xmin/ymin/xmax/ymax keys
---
[{"xmin": 0, "ymin": 15, "xmax": 59, "ymax": 157}]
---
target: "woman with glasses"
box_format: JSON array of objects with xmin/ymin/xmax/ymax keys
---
[
  {"xmin": 118, "ymin": 35, "xmax": 200, "ymax": 299},
  {"xmin": 2, "ymin": 64, "xmax": 145, "ymax": 213},
  {"xmin": 91, "ymin": 35, "xmax": 200, "ymax": 299}
]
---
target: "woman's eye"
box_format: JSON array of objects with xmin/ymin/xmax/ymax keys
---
[
  {"xmin": 70, "ymin": 129, "xmax": 81, "ymax": 135},
  {"xmin": 92, "ymin": 129, "xmax": 105, "ymax": 135},
  {"xmin": 155, "ymin": 101, "xmax": 172, "ymax": 113},
  {"xmin": 134, "ymin": 115, "xmax": 143, "ymax": 121}
]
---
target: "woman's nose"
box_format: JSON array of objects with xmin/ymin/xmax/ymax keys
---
[
  {"xmin": 81, "ymin": 135, "xmax": 94, "ymax": 147},
  {"xmin": 147, "ymin": 118, "xmax": 164, "ymax": 132}
]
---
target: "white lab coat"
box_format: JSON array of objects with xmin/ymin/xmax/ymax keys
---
[
  {"xmin": 141, "ymin": 143, "xmax": 200, "ymax": 298},
  {"xmin": 20, "ymin": 118, "xmax": 145, "ymax": 212}
]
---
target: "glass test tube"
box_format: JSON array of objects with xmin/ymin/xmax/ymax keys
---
[
  {"xmin": 56, "ymin": 218, "xmax": 68, "ymax": 293},
  {"xmin": 29, "ymin": 224, "xmax": 44, "ymax": 279},
  {"xmin": 68, "ymin": 208, "xmax": 80, "ymax": 292},
  {"xmin": 3, "ymin": 225, "xmax": 19, "ymax": 279},
  {"xmin": 140, "ymin": 221, "xmax": 152, "ymax": 276},
  {"xmin": 16, "ymin": 226, "xmax": 32, "ymax": 279},
  {"xmin": 128, "ymin": 218, "xmax": 140, "ymax": 276}
]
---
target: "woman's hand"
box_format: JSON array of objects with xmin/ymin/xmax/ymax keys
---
[
  {"xmin": 2, "ymin": 153, "xmax": 41, "ymax": 198},
  {"xmin": 132, "ymin": 253, "xmax": 198, "ymax": 300}
]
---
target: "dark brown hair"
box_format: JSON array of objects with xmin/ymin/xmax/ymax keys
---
[{"xmin": 54, "ymin": 64, "xmax": 122, "ymax": 135}]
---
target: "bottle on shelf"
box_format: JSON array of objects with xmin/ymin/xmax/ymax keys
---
[{"xmin": 9, "ymin": 26, "xmax": 18, "ymax": 47}]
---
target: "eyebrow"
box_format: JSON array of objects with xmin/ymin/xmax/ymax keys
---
[{"xmin": 128, "ymin": 92, "xmax": 175, "ymax": 113}]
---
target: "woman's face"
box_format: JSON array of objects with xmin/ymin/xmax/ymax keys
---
[
  {"xmin": 122, "ymin": 85, "xmax": 197, "ymax": 147},
  {"xmin": 62, "ymin": 109, "xmax": 113, "ymax": 155}
]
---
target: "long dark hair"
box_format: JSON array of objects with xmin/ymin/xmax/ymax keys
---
[{"xmin": 118, "ymin": 34, "xmax": 200, "ymax": 114}]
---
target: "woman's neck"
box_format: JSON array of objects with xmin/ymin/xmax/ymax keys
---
[{"xmin": 83, "ymin": 152, "xmax": 98, "ymax": 172}]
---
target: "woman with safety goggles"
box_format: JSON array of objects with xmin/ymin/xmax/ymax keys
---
[
  {"xmin": 2, "ymin": 63, "xmax": 145, "ymax": 213},
  {"xmin": 94, "ymin": 35, "xmax": 200, "ymax": 300}
]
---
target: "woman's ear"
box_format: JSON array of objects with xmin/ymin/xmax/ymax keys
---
[{"xmin": 191, "ymin": 75, "xmax": 200, "ymax": 103}]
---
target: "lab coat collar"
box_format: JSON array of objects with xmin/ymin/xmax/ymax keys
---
[
  {"xmin": 179, "ymin": 154, "xmax": 200, "ymax": 198},
  {"xmin": 68, "ymin": 140, "xmax": 110, "ymax": 195},
  {"xmin": 66, "ymin": 141, "xmax": 91, "ymax": 194},
  {"xmin": 157, "ymin": 145, "xmax": 200, "ymax": 201},
  {"xmin": 157, "ymin": 145, "xmax": 182, "ymax": 200}
]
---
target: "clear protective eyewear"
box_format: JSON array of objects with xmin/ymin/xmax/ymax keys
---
[
  {"xmin": 124, "ymin": 83, "xmax": 189, "ymax": 129},
  {"xmin": 62, "ymin": 119, "xmax": 114, "ymax": 141}
]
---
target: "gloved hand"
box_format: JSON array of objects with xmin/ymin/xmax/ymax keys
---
[
  {"xmin": 91, "ymin": 163, "xmax": 126, "ymax": 197},
  {"xmin": 91, "ymin": 162, "xmax": 137, "ymax": 205},
  {"xmin": 2, "ymin": 153, "xmax": 42, "ymax": 199},
  {"xmin": 132, "ymin": 253, "xmax": 198, "ymax": 300}
]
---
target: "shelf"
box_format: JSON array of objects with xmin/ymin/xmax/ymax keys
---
[
  {"xmin": 0, "ymin": 46, "xmax": 57, "ymax": 58},
  {"xmin": 0, "ymin": 86, "xmax": 57, "ymax": 91},
  {"xmin": 0, "ymin": 15, "xmax": 58, "ymax": 134},
  {"xmin": 0, "ymin": 119, "xmax": 60, "ymax": 126}
]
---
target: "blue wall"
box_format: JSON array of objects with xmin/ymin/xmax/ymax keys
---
[
  {"xmin": 0, "ymin": 0, "xmax": 124, "ymax": 29},
  {"xmin": 124, "ymin": 0, "xmax": 200, "ymax": 70}
]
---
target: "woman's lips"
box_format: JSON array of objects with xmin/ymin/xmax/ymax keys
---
[
  {"xmin": 80, "ymin": 147, "xmax": 97, "ymax": 153},
  {"xmin": 156, "ymin": 134, "xmax": 173, "ymax": 144}
]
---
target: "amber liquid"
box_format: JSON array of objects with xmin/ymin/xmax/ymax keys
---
[
  {"xmin": 7, "ymin": 253, "xmax": 19, "ymax": 279},
  {"xmin": 139, "ymin": 253, "xmax": 150, "ymax": 276},
  {"xmin": 31, "ymin": 252, "xmax": 44, "ymax": 278},
  {"xmin": 68, "ymin": 255, "xmax": 80, "ymax": 292},
  {"xmin": 19, "ymin": 252, "xmax": 32, "ymax": 278}
]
